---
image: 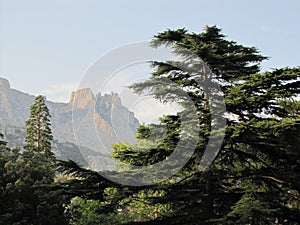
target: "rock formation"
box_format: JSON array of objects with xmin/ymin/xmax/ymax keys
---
[{"xmin": 0, "ymin": 77, "xmax": 140, "ymax": 169}]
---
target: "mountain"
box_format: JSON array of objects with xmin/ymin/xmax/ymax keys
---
[{"xmin": 0, "ymin": 77, "xmax": 139, "ymax": 170}]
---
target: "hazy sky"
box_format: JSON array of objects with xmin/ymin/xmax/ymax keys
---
[{"xmin": 0, "ymin": 0, "xmax": 299, "ymax": 103}]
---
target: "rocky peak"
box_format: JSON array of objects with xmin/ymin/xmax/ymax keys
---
[
  {"xmin": 110, "ymin": 92, "xmax": 122, "ymax": 105},
  {"xmin": 0, "ymin": 77, "xmax": 140, "ymax": 168},
  {"xmin": 96, "ymin": 92, "xmax": 122, "ymax": 107},
  {"xmin": 0, "ymin": 78, "xmax": 10, "ymax": 92},
  {"xmin": 69, "ymin": 88, "xmax": 94, "ymax": 109}
]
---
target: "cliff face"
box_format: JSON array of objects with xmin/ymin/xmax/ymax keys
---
[
  {"xmin": 65, "ymin": 89, "xmax": 139, "ymax": 154},
  {"xmin": 0, "ymin": 78, "xmax": 36, "ymax": 126},
  {"xmin": 0, "ymin": 77, "xmax": 139, "ymax": 160}
]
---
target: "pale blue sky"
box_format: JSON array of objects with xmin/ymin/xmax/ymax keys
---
[{"xmin": 0, "ymin": 0, "xmax": 299, "ymax": 102}]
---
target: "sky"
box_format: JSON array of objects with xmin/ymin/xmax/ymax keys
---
[{"xmin": 0, "ymin": 0, "xmax": 299, "ymax": 105}]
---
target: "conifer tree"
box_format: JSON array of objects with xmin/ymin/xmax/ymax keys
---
[
  {"xmin": 59, "ymin": 26, "xmax": 300, "ymax": 225},
  {"xmin": 1, "ymin": 97, "xmax": 68, "ymax": 225},
  {"xmin": 110, "ymin": 27, "xmax": 300, "ymax": 224},
  {"xmin": 24, "ymin": 95, "xmax": 54, "ymax": 159},
  {"xmin": 22, "ymin": 95, "xmax": 55, "ymax": 185},
  {"xmin": 20, "ymin": 95, "xmax": 66, "ymax": 224}
]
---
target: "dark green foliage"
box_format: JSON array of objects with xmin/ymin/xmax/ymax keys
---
[
  {"xmin": 21, "ymin": 95, "xmax": 55, "ymax": 210},
  {"xmin": 0, "ymin": 96, "xmax": 68, "ymax": 225},
  {"xmin": 107, "ymin": 26, "xmax": 299, "ymax": 224},
  {"xmin": 56, "ymin": 26, "xmax": 299, "ymax": 225},
  {"xmin": 0, "ymin": 134, "xmax": 21, "ymax": 224},
  {"xmin": 24, "ymin": 95, "xmax": 54, "ymax": 159}
]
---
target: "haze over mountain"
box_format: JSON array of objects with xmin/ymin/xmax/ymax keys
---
[{"xmin": 0, "ymin": 77, "xmax": 139, "ymax": 170}]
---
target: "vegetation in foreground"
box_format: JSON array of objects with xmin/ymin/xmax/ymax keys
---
[{"xmin": 0, "ymin": 26, "xmax": 299, "ymax": 225}]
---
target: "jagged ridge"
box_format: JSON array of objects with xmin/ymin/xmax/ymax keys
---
[{"xmin": 0, "ymin": 77, "xmax": 140, "ymax": 170}]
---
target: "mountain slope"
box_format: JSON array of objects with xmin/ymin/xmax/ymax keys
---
[{"xmin": 0, "ymin": 77, "xmax": 139, "ymax": 169}]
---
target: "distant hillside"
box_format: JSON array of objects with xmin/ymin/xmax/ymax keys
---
[{"xmin": 0, "ymin": 77, "xmax": 139, "ymax": 169}]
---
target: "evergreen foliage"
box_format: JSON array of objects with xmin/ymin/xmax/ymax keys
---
[
  {"xmin": 24, "ymin": 95, "xmax": 54, "ymax": 160},
  {"xmin": 0, "ymin": 96, "xmax": 67, "ymax": 225},
  {"xmin": 1, "ymin": 26, "xmax": 299, "ymax": 225},
  {"xmin": 61, "ymin": 26, "xmax": 300, "ymax": 224}
]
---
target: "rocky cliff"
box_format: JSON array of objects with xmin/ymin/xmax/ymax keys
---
[{"xmin": 0, "ymin": 77, "xmax": 139, "ymax": 169}]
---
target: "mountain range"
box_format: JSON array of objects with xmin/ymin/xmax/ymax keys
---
[{"xmin": 0, "ymin": 77, "xmax": 140, "ymax": 170}]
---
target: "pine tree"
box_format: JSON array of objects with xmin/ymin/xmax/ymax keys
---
[
  {"xmin": 0, "ymin": 97, "xmax": 68, "ymax": 225},
  {"xmin": 20, "ymin": 95, "xmax": 65, "ymax": 224},
  {"xmin": 58, "ymin": 26, "xmax": 300, "ymax": 224},
  {"xmin": 24, "ymin": 95, "xmax": 53, "ymax": 158},
  {"xmin": 110, "ymin": 26, "xmax": 300, "ymax": 224},
  {"xmin": 22, "ymin": 95, "xmax": 55, "ymax": 186}
]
